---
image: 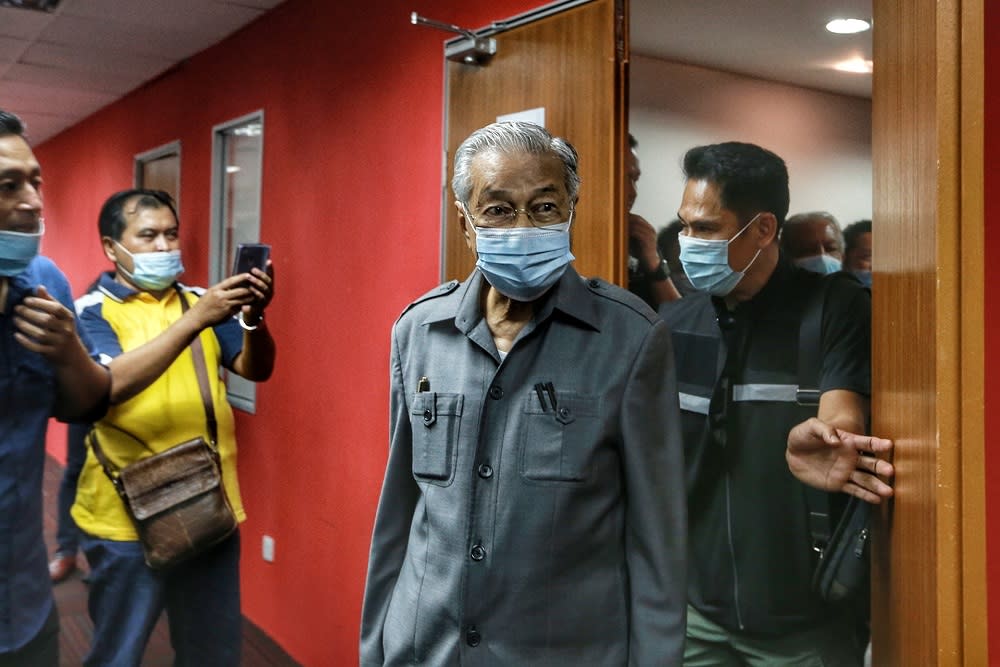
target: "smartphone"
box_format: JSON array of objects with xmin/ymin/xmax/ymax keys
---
[{"xmin": 232, "ymin": 243, "xmax": 271, "ymax": 277}]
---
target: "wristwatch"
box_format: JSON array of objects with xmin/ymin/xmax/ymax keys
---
[{"xmin": 646, "ymin": 258, "xmax": 669, "ymax": 282}]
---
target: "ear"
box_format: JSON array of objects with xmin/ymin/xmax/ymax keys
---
[
  {"xmin": 101, "ymin": 236, "xmax": 119, "ymax": 263},
  {"xmin": 755, "ymin": 213, "xmax": 778, "ymax": 248},
  {"xmin": 455, "ymin": 201, "xmax": 475, "ymax": 251}
]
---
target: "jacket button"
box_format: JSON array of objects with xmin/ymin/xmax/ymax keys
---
[
  {"xmin": 557, "ymin": 407, "xmax": 570, "ymax": 419},
  {"xmin": 470, "ymin": 544, "xmax": 486, "ymax": 561},
  {"xmin": 477, "ymin": 463, "xmax": 493, "ymax": 479},
  {"xmin": 488, "ymin": 385, "xmax": 503, "ymax": 400},
  {"xmin": 588, "ymin": 279, "xmax": 601, "ymax": 288},
  {"xmin": 423, "ymin": 409, "xmax": 433, "ymax": 424},
  {"xmin": 466, "ymin": 626, "xmax": 481, "ymax": 647}
]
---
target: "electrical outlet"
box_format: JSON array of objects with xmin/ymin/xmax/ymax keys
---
[{"xmin": 262, "ymin": 535, "xmax": 275, "ymax": 562}]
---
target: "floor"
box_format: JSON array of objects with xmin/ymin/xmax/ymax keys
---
[{"xmin": 42, "ymin": 454, "xmax": 300, "ymax": 666}]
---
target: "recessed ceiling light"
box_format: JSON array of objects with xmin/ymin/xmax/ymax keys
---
[
  {"xmin": 826, "ymin": 18, "xmax": 871, "ymax": 34},
  {"xmin": 833, "ymin": 58, "xmax": 874, "ymax": 74}
]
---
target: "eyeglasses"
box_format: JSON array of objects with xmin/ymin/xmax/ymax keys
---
[{"xmin": 463, "ymin": 202, "xmax": 573, "ymax": 229}]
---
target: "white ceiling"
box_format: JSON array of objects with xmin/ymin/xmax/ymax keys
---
[
  {"xmin": 0, "ymin": 0, "xmax": 285, "ymax": 143},
  {"xmin": 631, "ymin": 0, "xmax": 873, "ymax": 99},
  {"xmin": 0, "ymin": 0, "xmax": 872, "ymax": 145}
]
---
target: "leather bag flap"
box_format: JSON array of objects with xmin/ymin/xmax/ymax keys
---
[{"xmin": 119, "ymin": 439, "xmax": 222, "ymax": 520}]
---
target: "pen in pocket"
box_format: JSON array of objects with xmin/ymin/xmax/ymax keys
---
[
  {"xmin": 544, "ymin": 382, "xmax": 558, "ymax": 410},
  {"xmin": 534, "ymin": 383, "xmax": 549, "ymax": 411}
]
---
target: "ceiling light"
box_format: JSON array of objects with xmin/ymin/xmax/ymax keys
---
[
  {"xmin": 232, "ymin": 124, "xmax": 262, "ymax": 137},
  {"xmin": 833, "ymin": 58, "xmax": 873, "ymax": 74},
  {"xmin": 826, "ymin": 18, "xmax": 871, "ymax": 34},
  {"xmin": 0, "ymin": 0, "xmax": 60, "ymax": 11}
]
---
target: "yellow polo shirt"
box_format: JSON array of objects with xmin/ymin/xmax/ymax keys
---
[{"xmin": 71, "ymin": 276, "xmax": 246, "ymax": 540}]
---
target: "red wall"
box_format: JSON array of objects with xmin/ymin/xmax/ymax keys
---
[
  {"xmin": 987, "ymin": 0, "xmax": 999, "ymax": 659},
  {"xmin": 34, "ymin": 0, "xmax": 539, "ymax": 663}
]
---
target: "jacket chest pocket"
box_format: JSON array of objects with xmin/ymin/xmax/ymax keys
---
[
  {"xmin": 520, "ymin": 393, "xmax": 599, "ymax": 483},
  {"xmin": 410, "ymin": 392, "xmax": 463, "ymax": 486},
  {"xmin": 9, "ymin": 353, "xmax": 55, "ymax": 413}
]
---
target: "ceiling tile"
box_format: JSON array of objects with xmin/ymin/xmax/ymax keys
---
[
  {"xmin": 0, "ymin": 6, "xmax": 55, "ymax": 40},
  {"xmin": 61, "ymin": 0, "xmax": 263, "ymax": 37},
  {"xmin": 217, "ymin": 0, "xmax": 284, "ymax": 9},
  {"xmin": 0, "ymin": 35, "xmax": 30, "ymax": 61},
  {"xmin": 6, "ymin": 62, "xmax": 152, "ymax": 94},
  {"xmin": 39, "ymin": 15, "xmax": 209, "ymax": 59},
  {"xmin": 22, "ymin": 40, "xmax": 174, "ymax": 78},
  {"xmin": 0, "ymin": 78, "xmax": 118, "ymax": 111}
]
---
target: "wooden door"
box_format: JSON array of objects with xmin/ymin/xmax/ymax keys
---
[
  {"xmin": 443, "ymin": 0, "xmax": 628, "ymax": 284},
  {"xmin": 870, "ymin": 0, "xmax": 986, "ymax": 663}
]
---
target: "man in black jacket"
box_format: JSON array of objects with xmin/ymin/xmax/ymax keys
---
[{"xmin": 659, "ymin": 141, "xmax": 893, "ymax": 666}]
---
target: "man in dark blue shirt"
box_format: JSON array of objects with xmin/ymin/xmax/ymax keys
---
[{"xmin": 0, "ymin": 109, "xmax": 110, "ymax": 666}]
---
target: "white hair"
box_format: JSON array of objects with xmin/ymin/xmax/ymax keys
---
[{"xmin": 451, "ymin": 121, "xmax": 581, "ymax": 206}]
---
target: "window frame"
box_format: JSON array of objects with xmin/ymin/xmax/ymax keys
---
[{"xmin": 209, "ymin": 110, "xmax": 265, "ymax": 414}]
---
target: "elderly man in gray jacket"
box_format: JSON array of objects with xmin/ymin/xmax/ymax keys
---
[{"xmin": 360, "ymin": 121, "xmax": 687, "ymax": 666}]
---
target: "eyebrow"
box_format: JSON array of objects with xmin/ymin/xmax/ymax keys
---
[
  {"xmin": 676, "ymin": 213, "xmax": 718, "ymax": 226},
  {"xmin": 480, "ymin": 184, "xmax": 561, "ymax": 200},
  {"xmin": 135, "ymin": 224, "xmax": 179, "ymax": 234},
  {"xmin": 0, "ymin": 166, "xmax": 41, "ymax": 178}
]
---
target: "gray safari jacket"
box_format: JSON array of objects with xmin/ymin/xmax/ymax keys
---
[{"xmin": 360, "ymin": 267, "xmax": 687, "ymax": 666}]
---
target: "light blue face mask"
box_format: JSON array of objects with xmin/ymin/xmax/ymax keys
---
[
  {"xmin": 0, "ymin": 221, "xmax": 44, "ymax": 277},
  {"xmin": 794, "ymin": 254, "xmax": 843, "ymax": 275},
  {"xmin": 115, "ymin": 242, "xmax": 184, "ymax": 291},
  {"xmin": 473, "ymin": 217, "xmax": 575, "ymax": 302},
  {"xmin": 851, "ymin": 269, "xmax": 872, "ymax": 288},
  {"xmin": 677, "ymin": 213, "xmax": 761, "ymax": 296}
]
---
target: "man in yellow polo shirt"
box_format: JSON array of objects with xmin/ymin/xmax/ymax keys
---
[{"xmin": 73, "ymin": 189, "xmax": 276, "ymax": 667}]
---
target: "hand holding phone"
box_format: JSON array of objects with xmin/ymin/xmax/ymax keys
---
[{"xmin": 232, "ymin": 243, "xmax": 271, "ymax": 277}]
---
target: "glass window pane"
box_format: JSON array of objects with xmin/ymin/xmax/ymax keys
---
[{"xmin": 212, "ymin": 114, "xmax": 264, "ymax": 413}]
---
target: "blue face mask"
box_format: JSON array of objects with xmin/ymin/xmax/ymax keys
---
[
  {"xmin": 851, "ymin": 269, "xmax": 872, "ymax": 287},
  {"xmin": 0, "ymin": 221, "xmax": 44, "ymax": 277},
  {"xmin": 677, "ymin": 213, "xmax": 761, "ymax": 296},
  {"xmin": 794, "ymin": 254, "xmax": 843, "ymax": 275},
  {"xmin": 473, "ymin": 217, "xmax": 575, "ymax": 302},
  {"xmin": 115, "ymin": 242, "xmax": 184, "ymax": 291}
]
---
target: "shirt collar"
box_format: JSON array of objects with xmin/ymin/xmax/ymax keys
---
[
  {"xmin": 97, "ymin": 271, "xmax": 180, "ymax": 303},
  {"xmin": 97, "ymin": 271, "xmax": 137, "ymax": 302},
  {"xmin": 441, "ymin": 265, "xmax": 600, "ymax": 334},
  {"xmin": 3, "ymin": 256, "xmax": 44, "ymax": 315},
  {"xmin": 716, "ymin": 253, "xmax": 797, "ymax": 320},
  {"xmin": 751, "ymin": 253, "xmax": 798, "ymax": 308}
]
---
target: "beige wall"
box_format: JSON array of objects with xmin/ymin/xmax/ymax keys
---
[{"xmin": 629, "ymin": 54, "xmax": 872, "ymax": 229}]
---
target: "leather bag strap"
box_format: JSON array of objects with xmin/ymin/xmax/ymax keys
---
[
  {"xmin": 87, "ymin": 428, "xmax": 122, "ymax": 486},
  {"xmin": 88, "ymin": 405, "xmax": 158, "ymax": 482},
  {"xmin": 176, "ymin": 287, "xmax": 218, "ymax": 447}
]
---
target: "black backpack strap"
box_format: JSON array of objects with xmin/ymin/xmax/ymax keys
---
[
  {"xmin": 797, "ymin": 275, "xmax": 836, "ymax": 553},
  {"xmin": 796, "ymin": 277, "xmax": 827, "ymax": 407}
]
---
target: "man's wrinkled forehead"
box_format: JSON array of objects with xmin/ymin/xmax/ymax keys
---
[{"xmin": 469, "ymin": 150, "xmax": 566, "ymax": 196}]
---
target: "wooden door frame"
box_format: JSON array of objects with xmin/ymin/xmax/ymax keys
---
[{"xmin": 870, "ymin": 0, "xmax": 986, "ymax": 663}]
